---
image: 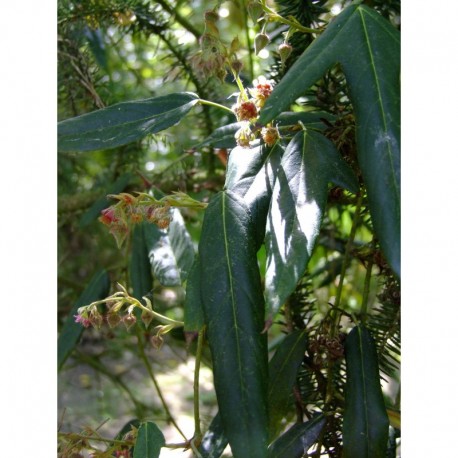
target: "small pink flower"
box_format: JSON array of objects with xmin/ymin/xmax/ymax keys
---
[
  {"xmin": 99, "ymin": 207, "xmax": 118, "ymax": 225},
  {"xmin": 74, "ymin": 314, "xmax": 92, "ymax": 328}
]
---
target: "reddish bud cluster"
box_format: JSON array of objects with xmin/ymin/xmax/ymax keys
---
[
  {"xmin": 234, "ymin": 101, "xmax": 258, "ymax": 121},
  {"xmin": 98, "ymin": 193, "xmax": 172, "ymax": 247}
]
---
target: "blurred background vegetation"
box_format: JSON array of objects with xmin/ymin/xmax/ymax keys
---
[{"xmin": 58, "ymin": 0, "xmax": 400, "ymax": 456}]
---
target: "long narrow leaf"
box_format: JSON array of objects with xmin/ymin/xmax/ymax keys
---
[
  {"xmin": 259, "ymin": 4, "xmax": 400, "ymax": 276},
  {"xmin": 268, "ymin": 415, "xmax": 326, "ymax": 458},
  {"xmin": 268, "ymin": 330, "xmax": 308, "ymax": 439},
  {"xmin": 58, "ymin": 92, "xmax": 199, "ymax": 152},
  {"xmin": 265, "ymin": 129, "xmax": 357, "ymax": 318},
  {"xmin": 199, "ymin": 190, "xmax": 268, "ymax": 458},
  {"xmin": 225, "ymin": 142, "xmax": 283, "ymax": 248},
  {"xmin": 343, "ymin": 325, "xmax": 389, "ymax": 457}
]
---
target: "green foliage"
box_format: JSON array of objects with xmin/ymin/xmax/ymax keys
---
[{"xmin": 58, "ymin": 1, "xmax": 401, "ymax": 457}]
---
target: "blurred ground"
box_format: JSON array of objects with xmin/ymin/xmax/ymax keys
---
[{"xmin": 58, "ymin": 336, "xmax": 223, "ymax": 457}]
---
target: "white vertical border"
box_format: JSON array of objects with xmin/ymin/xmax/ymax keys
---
[
  {"xmin": 403, "ymin": 0, "xmax": 458, "ymax": 456},
  {"xmin": 1, "ymin": 1, "xmax": 56, "ymax": 455}
]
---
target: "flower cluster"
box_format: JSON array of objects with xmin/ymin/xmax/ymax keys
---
[
  {"xmin": 232, "ymin": 76, "xmax": 280, "ymax": 148},
  {"xmin": 99, "ymin": 191, "xmax": 207, "ymax": 248},
  {"xmin": 74, "ymin": 284, "xmax": 184, "ymax": 349}
]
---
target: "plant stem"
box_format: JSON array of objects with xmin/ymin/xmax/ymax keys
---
[
  {"xmin": 155, "ymin": 0, "xmax": 202, "ymax": 40},
  {"xmin": 193, "ymin": 327, "xmax": 205, "ymax": 441},
  {"xmin": 136, "ymin": 331, "xmax": 188, "ymax": 440},
  {"xmin": 332, "ymin": 192, "xmax": 363, "ymax": 335},
  {"xmin": 360, "ymin": 238, "xmax": 376, "ymax": 324},
  {"xmin": 240, "ymin": 0, "xmax": 254, "ymax": 81},
  {"xmin": 260, "ymin": 2, "xmax": 322, "ymax": 34},
  {"xmin": 198, "ymin": 98, "xmax": 234, "ymax": 114}
]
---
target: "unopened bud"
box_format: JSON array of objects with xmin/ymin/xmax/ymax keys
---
[
  {"xmin": 141, "ymin": 309, "xmax": 154, "ymax": 328},
  {"xmin": 204, "ymin": 10, "xmax": 219, "ymax": 23},
  {"xmin": 278, "ymin": 42, "xmax": 293, "ymax": 65},
  {"xmin": 247, "ymin": 1, "xmax": 263, "ymax": 23},
  {"xmin": 254, "ymin": 33, "xmax": 270, "ymax": 55},
  {"xmin": 150, "ymin": 335, "xmax": 164, "ymax": 349},
  {"xmin": 231, "ymin": 60, "xmax": 243, "ymax": 74},
  {"xmin": 123, "ymin": 313, "xmax": 137, "ymax": 331},
  {"xmin": 261, "ymin": 126, "xmax": 280, "ymax": 146},
  {"xmin": 230, "ymin": 36, "xmax": 241, "ymax": 54},
  {"xmin": 106, "ymin": 311, "xmax": 122, "ymax": 328},
  {"xmin": 89, "ymin": 309, "xmax": 103, "ymax": 329}
]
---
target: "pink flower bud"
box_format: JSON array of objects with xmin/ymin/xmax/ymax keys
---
[
  {"xmin": 234, "ymin": 101, "xmax": 258, "ymax": 121},
  {"xmin": 99, "ymin": 207, "xmax": 118, "ymax": 226}
]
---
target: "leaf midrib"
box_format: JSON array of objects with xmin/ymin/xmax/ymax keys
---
[
  {"xmin": 358, "ymin": 8, "xmax": 400, "ymax": 204},
  {"xmin": 221, "ymin": 193, "xmax": 247, "ymax": 414},
  {"xmin": 60, "ymin": 100, "xmax": 198, "ymax": 137},
  {"xmin": 357, "ymin": 327, "xmax": 370, "ymax": 456}
]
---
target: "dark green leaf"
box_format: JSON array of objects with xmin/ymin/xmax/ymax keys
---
[
  {"xmin": 58, "ymin": 92, "xmax": 199, "ymax": 152},
  {"xmin": 343, "ymin": 325, "xmax": 389, "ymax": 458},
  {"xmin": 259, "ymin": 5, "xmax": 400, "ymax": 276},
  {"xmin": 265, "ymin": 130, "xmax": 358, "ymax": 318},
  {"xmin": 276, "ymin": 111, "xmax": 336, "ymax": 130},
  {"xmin": 79, "ymin": 173, "xmax": 133, "ymax": 227},
  {"xmin": 268, "ymin": 330, "xmax": 308, "ymax": 439},
  {"xmin": 145, "ymin": 208, "xmax": 195, "ymax": 286},
  {"xmin": 115, "ymin": 419, "xmax": 141, "ymax": 455},
  {"xmin": 196, "ymin": 122, "xmax": 241, "ymax": 149},
  {"xmin": 84, "ymin": 27, "xmax": 108, "ymax": 72},
  {"xmin": 58, "ymin": 270, "xmax": 110, "ymax": 370},
  {"xmin": 184, "ymin": 255, "xmax": 205, "ymax": 332},
  {"xmin": 199, "ymin": 412, "xmax": 228, "ymax": 458},
  {"xmin": 133, "ymin": 422, "xmax": 165, "ymax": 458},
  {"xmin": 130, "ymin": 223, "xmax": 153, "ymax": 300},
  {"xmin": 268, "ymin": 415, "xmax": 326, "ymax": 458},
  {"xmin": 199, "ymin": 190, "xmax": 268, "ymax": 458},
  {"xmin": 225, "ymin": 143, "xmax": 283, "ymax": 248}
]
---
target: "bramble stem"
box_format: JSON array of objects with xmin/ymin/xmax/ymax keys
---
[
  {"xmin": 361, "ymin": 238, "xmax": 376, "ymax": 323},
  {"xmin": 193, "ymin": 327, "xmax": 205, "ymax": 441},
  {"xmin": 136, "ymin": 331, "xmax": 188, "ymax": 441},
  {"xmin": 332, "ymin": 192, "xmax": 363, "ymax": 335}
]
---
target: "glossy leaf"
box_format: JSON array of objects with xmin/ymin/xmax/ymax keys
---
[
  {"xmin": 58, "ymin": 270, "xmax": 110, "ymax": 370},
  {"xmin": 146, "ymin": 208, "xmax": 195, "ymax": 286},
  {"xmin": 343, "ymin": 325, "xmax": 389, "ymax": 458},
  {"xmin": 79, "ymin": 173, "xmax": 133, "ymax": 227},
  {"xmin": 58, "ymin": 92, "xmax": 199, "ymax": 152},
  {"xmin": 183, "ymin": 255, "xmax": 205, "ymax": 332},
  {"xmin": 133, "ymin": 421, "xmax": 165, "ymax": 458},
  {"xmin": 130, "ymin": 223, "xmax": 153, "ymax": 300},
  {"xmin": 268, "ymin": 330, "xmax": 308, "ymax": 439},
  {"xmin": 199, "ymin": 190, "xmax": 268, "ymax": 458},
  {"xmin": 268, "ymin": 415, "xmax": 326, "ymax": 458},
  {"xmin": 225, "ymin": 142, "xmax": 283, "ymax": 248},
  {"xmin": 259, "ymin": 4, "xmax": 400, "ymax": 276},
  {"xmin": 276, "ymin": 111, "xmax": 336, "ymax": 131},
  {"xmin": 199, "ymin": 413, "xmax": 228, "ymax": 458},
  {"xmin": 265, "ymin": 129, "xmax": 358, "ymax": 318},
  {"xmin": 197, "ymin": 122, "xmax": 241, "ymax": 149}
]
